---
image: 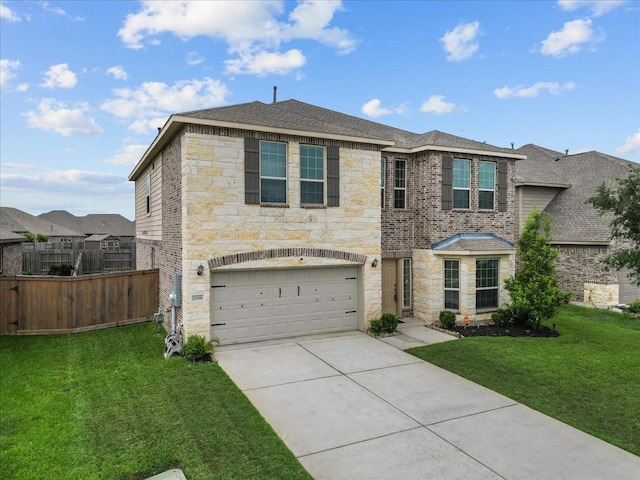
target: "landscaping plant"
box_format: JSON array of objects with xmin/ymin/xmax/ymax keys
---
[
  {"xmin": 368, "ymin": 313, "xmax": 399, "ymax": 336},
  {"xmin": 504, "ymin": 209, "xmax": 570, "ymax": 329},
  {"xmin": 181, "ymin": 334, "xmax": 219, "ymax": 362},
  {"xmin": 439, "ymin": 310, "xmax": 456, "ymax": 330}
]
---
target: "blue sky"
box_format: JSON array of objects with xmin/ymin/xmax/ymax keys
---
[{"xmin": 1, "ymin": 0, "xmax": 638, "ymax": 220}]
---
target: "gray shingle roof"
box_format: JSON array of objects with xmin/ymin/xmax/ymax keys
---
[
  {"xmin": 514, "ymin": 144, "xmax": 571, "ymax": 186},
  {"xmin": 180, "ymin": 99, "xmax": 517, "ymax": 154},
  {"xmin": 432, "ymin": 233, "xmax": 515, "ymax": 252},
  {"xmin": 0, "ymin": 228, "xmax": 26, "ymax": 244},
  {"xmin": 39, "ymin": 210, "xmax": 134, "ymax": 236},
  {"xmin": 0, "ymin": 207, "xmax": 83, "ymax": 237},
  {"xmin": 515, "ymin": 146, "xmax": 637, "ymax": 243}
]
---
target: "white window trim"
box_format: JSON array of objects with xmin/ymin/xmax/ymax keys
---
[
  {"xmin": 478, "ymin": 161, "xmax": 496, "ymax": 210},
  {"xmin": 402, "ymin": 258, "xmax": 412, "ymax": 308},
  {"xmin": 394, "ymin": 159, "xmax": 406, "ymax": 209},
  {"xmin": 453, "ymin": 158, "xmax": 471, "ymax": 210},
  {"xmin": 300, "ymin": 144, "xmax": 326, "ymax": 206},
  {"xmin": 444, "ymin": 258, "xmax": 460, "ymax": 311},
  {"xmin": 476, "ymin": 258, "xmax": 500, "ymax": 310},
  {"xmin": 260, "ymin": 140, "xmax": 288, "ymax": 204}
]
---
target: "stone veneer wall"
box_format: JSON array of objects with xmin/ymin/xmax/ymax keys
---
[
  {"xmin": 553, "ymin": 245, "xmax": 616, "ymax": 301},
  {"xmin": 179, "ymin": 126, "xmax": 383, "ymax": 339},
  {"xmin": 1, "ymin": 243, "xmax": 23, "ymax": 275},
  {"xmin": 413, "ymin": 249, "xmax": 514, "ymax": 325}
]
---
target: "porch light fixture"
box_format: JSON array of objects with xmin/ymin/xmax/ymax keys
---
[
  {"xmin": 371, "ymin": 258, "xmax": 379, "ymax": 268},
  {"xmin": 196, "ymin": 264, "xmax": 204, "ymax": 276}
]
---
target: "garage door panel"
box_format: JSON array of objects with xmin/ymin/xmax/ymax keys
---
[{"xmin": 211, "ymin": 266, "xmax": 360, "ymax": 344}]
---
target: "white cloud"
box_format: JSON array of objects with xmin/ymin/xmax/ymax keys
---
[
  {"xmin": 24, "ymin": 98, "xmax": 104, "ymax": 136},
  {"xmin": 362, "ymin": 99, "xmax": 390, "ymax": 118},
  {"xmin": 540, "ymin": 19, "xmax": 603, "ymax": 57},
  {"xmin": 16, "ymin": 83, "xmax": 29, "ymax": 92},
  {"xmin": 101, "ymin": 77, "xmax": 229, "ymax": 134},
  {"xmin": 493, "ymin": 81, "xmax": 576, "ymax": 98},
  {"xmin": 225, "ymin": 49, "xmax": 305, "ymax": 76},
  {"xmin": 106, "ymin": 65, "xmax": 128, "ymax": 80},
  {"xmin": 118, "ymin": 1, "xmax": 355, "ymax": 76},
  {"xmin": 0, "ymin": 59, "xmax": 21, "ymax": 87},
  {"xmin": 557, "ymin": 0, "xmax": 627, "ymax": 17},
  {"xmin": 440, "ymin": 21, "xmax": 480, "ymax": 61},
  {"xmin": 105, "ymin": 144, "xmax": 149, "ymax": 166},
  {"xmin": 1, "ymin": 169, "xmax": 129, "ymax": 196},
  {"xmin": 420, "ymin": 95, "xmax": 456, "ymax": 115},
  {"xmin": 40, "ymin": 63, "xmax": 77, "ymax": 89},
  {"xmin": 1, "ymin": 3, "xmax": 23, "ymax": 22},
  {"xmin": 40, "ymin": 1, "xmax": 84, "ymax": 21},
  {"xmin": 616, "ymin": 130, "xmax": 640, "ymax": 156},
  {"xmin": 187, "ymin": 51, "xmax": 204, "ymax": 66}
]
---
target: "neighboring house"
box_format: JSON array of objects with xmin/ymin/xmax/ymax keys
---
[
  {"xmin": 515, "ymin": 144, "xmax": 640, "ymax": 305},
  {"xmin": 84, "ymin": 234, "xmax": 120, "ymax": 251},
  {"xmin": 0, "ymin": 229, "xmax": 25, "ymax": 275},
  {"xmin": 0, "ymin": 207, "xmax": 85, "ymax": 245},
  {"xmin": 129, "ymin": 99, "xmax": 523, "ymax": 345},
  {"xmin": 39, "ymin": 210, "xmax": 135, "ymax": 244}
]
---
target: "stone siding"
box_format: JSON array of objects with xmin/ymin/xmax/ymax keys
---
[{"xmin": 178, "ymin": 130, "xmax": 382, "ymax": 339}]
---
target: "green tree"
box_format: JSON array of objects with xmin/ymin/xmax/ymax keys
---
[
  {"xmin": 587, "ymin": 165, "xmax": 640, "ymax": 286},
  {"xmin": 505, "ymin": 209, "xmax": 570, "ymax": 329},
  {"xmin": 22, "ymin": 232, "xmax": 49, "ymax": 243}
]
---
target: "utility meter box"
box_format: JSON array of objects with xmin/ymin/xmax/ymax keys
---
[{"xmin": 172, "ymin": 274, "xmax": 182, "ymax": 307}]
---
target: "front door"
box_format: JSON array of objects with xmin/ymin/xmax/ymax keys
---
[{"xmin": 381, "ymin": 259, "xmax": 399, "ymax": 317}]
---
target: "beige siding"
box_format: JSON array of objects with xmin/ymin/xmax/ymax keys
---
[
  {"xmin": 618, "ymin": 269, "xmax": 640, "ymax": 304},
  {"xmin": 517, "ymin": 186, "xmax": 561, "ymax": 234},
  {"xmin": 135, "ymin": 154, "xmax": 162, "ymax": 241}
]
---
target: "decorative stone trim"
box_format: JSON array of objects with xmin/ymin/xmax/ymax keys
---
[
  {"xmin": 208, "ymin": 248, "xmax": 367, "ymax": 268},
  {"xmin": 382, "ymin": 250, "xmax": 413, "ymax": 259}
]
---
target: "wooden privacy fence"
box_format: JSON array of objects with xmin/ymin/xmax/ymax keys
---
[
  {"xmin": 0, "ymin": 269, "xmax": 159, "ymax": 335},
  {"xmin": 22, "ymin": 249, "xmax": 135, "ymax": 275}
]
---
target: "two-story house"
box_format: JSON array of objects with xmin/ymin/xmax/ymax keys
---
[{"xmin": 129, "ymin": 99, "xmax": 523, "ymax": 344}]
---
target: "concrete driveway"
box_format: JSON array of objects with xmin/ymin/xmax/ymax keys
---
[{"xmin": 216, "ymin": 330, "xmax": 640, "ymax": 480}]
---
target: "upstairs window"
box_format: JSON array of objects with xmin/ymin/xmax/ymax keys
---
[
  {"xmin": 453, "ymin": 159, "xmax": 470, "ymax": 209},
  {"xmin": 260, "ymin": 141, "xmax": 287, "ymax": 203},
  {"xmin": 381, "ymin": 158, "xmax": 386, "ymax": 208},
  {"xmin": 394, "ymin": 160, "xmax": 406, "ymax": 209},
  {"xmin": 479, "ymin": 162, "xmax": 496, "ymax": 210},
  {"xmin": 476, "ymin": 258, "xmax": 499, "ymax": 309},
  {"xmin": 145, "ymin": 174, "xmax": 151, "ymax": 215},
  {"xmin": 300, "ymin": 145, "xmax": 324, "ymax": 205}
]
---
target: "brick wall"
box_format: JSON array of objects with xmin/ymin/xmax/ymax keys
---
[
  {"xmin": 382, "ymin": 151, "xmax": 517, "ymax": 255},
  {"xmin": 554, "ymin": 245, "xmax": 616, "ymax": 300}
]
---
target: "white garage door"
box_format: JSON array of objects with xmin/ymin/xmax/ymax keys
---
[{"xmin": 210, "ymin": 266, "xmax": 359, "ymax": 344}]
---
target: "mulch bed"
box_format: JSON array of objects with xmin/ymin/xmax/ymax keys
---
[{"xmin": 451, "ymin": 323, "xmax": 560, "ymax": 338}]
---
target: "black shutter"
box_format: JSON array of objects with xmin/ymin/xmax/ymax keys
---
[
  {"xmin": 498, "ymin": 161, "xmax": 508, "ymax": 212},
  {"xmin": 441, "ymin": 154, "xmax": 453, "ymax": 210},
  {"xmin": 327, "ymin": 146, "xmax": 340, "ymax": 207},
  {"xmin": 244, "ymin": 137, "xmax": 260, "ymax": 204}
]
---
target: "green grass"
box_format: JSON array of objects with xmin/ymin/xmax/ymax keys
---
[
  {"xmin": 0, "ymin": 323, "xmax": 312, "ymax": 480},
  {"xmin": 407, "ymin": 304, "xmax": 640, "ymax": 456}
]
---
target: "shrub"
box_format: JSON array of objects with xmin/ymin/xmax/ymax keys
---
[
  {"xmin": 181, "ymin": 335, "xmax": 218, "ymax": 362},
  {"xmin": 368, "ymin": 319, "xmax": 384, "ymax": 336},
  {"xmin": 439, "ymin": 310, "xmax": 456, "ymax": 330},
  {"xmin": 627, "ymin": 301, "xmax": 640, "ymax": 315},
  {"xmin": 380, "ymin": 313, "xmax": 399, "ymax": 334},
  {"xmin": 491, "ymin": 308, "xmax": 511, "ymax": 327},
  {"xmin": 48, "ymin": 264, "xmax": 73, "ymax": 276},
  {"xmin": 368, "ymin": 314, "xmax": 398, "ymax": 336}
]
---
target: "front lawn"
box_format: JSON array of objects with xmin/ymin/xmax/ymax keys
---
[
  {"xmin": 407, "ymin": 304, "xmax": 640, "ymax": 456},
  {"xmin": 0, "ymin": 323, "xmax": 311, "ymax": 480}
]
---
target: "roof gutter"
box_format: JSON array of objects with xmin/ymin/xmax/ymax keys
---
[{"xmin": 383, "ymin": 144, "xmax": 526, "ymax": 159}]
